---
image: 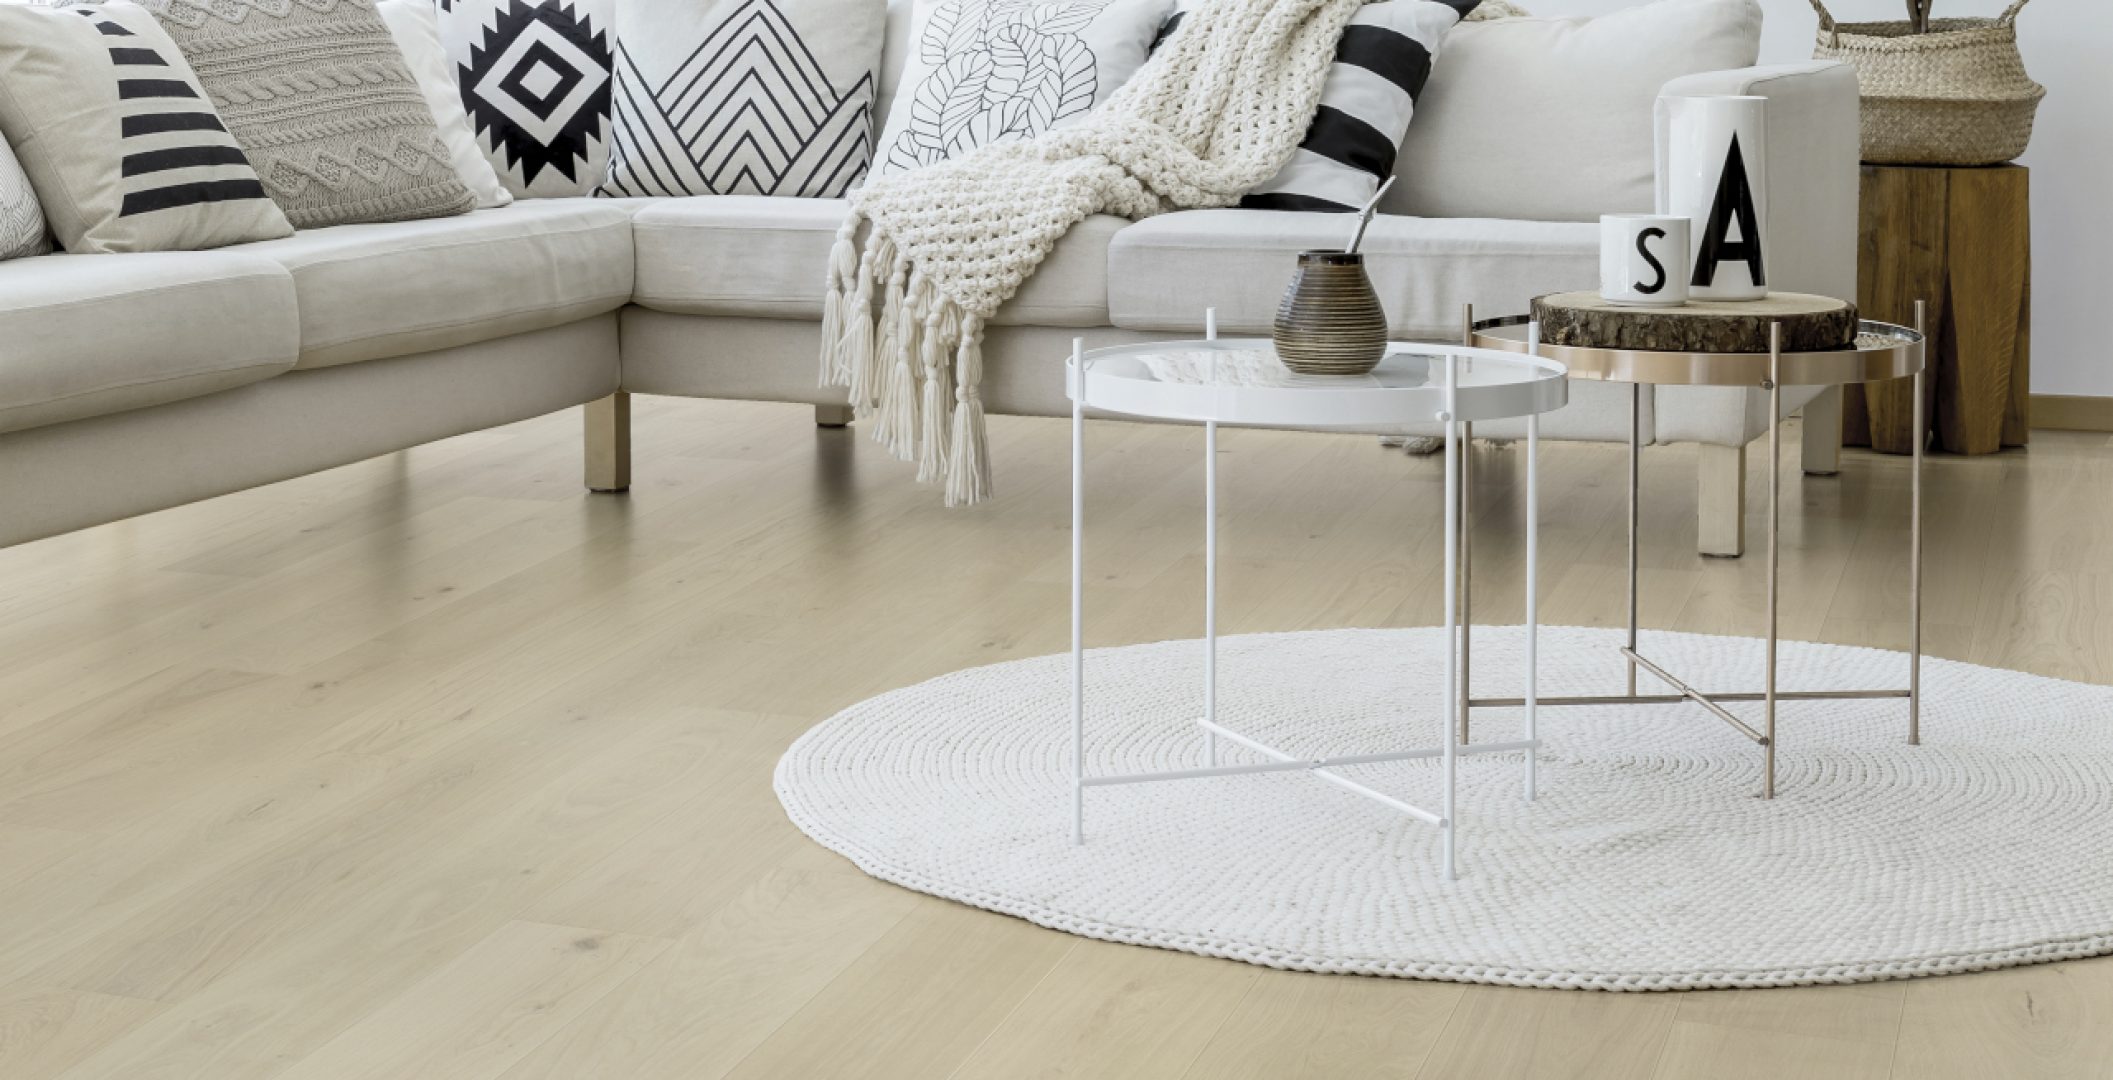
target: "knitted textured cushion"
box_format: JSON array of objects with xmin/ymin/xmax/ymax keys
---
[
  {"xmin": 1463, "ymin": 0, "xmax": 1527, "ymax": 17},
  {"xmin": 1239, "ymin": 0, "xmax": 1473, "ymax": 211},
  {"xmin": 595, "ymin": 0, "xmax": 883, "ymax": 199},
  {"xmin": 0, "ymin": 135, "xmax": 47, "ymax": 261},
  {"xmin": 377, "ymin": 0, "xmax": 512, "ymax": 209},
  {"xmin": 438, "ymin": 0, "xmax": 613, "ymax": 198},
  {"xmin": 874, "ymin": 0, "xmax": 1175, "ymax": 177},
  {"xmin": 145, "ymin": 0, "xmax": 476, "ymax": 228},
  {"xmin": 0, "ymin": 3, "xmax": 293, "ymax": 253}
]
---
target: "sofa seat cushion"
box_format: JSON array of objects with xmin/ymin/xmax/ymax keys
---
[
  {"xmin": 631, "ymin": 196, "xmax": 1120, "ymax": 326},
  {"xmin": 1109, "ymin": 210, "xmax": 1597, "ymax": 340},
  {"xmin": 0, "ymin": 252, "xmax": 298, "ymax": 435},
  {"xmin": 235, "ymin": 200, "xmax": 635, "ymax": 369}
]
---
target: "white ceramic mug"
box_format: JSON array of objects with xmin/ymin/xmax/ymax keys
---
[
  {"xmin": 1599, "ymin": 214, "xmax": 1690, "ymax": 306},
  {"xmin": 1658, "ymin": 94, "xmax": 1769, "ymax": 301}
]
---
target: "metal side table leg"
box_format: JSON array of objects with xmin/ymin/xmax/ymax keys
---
[
  {"xmin": 1910, "ymin": 299, "xmax": 1926, "ymax": 746},
  {"xmin": 1628, "ymin": 382, "xmax": 1642, "ymax": 696},
  {"xmin": 1764, "ymin": 324, "xmax": 1782, "ymax": 800}
]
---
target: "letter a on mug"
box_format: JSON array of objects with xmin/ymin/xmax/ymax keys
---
[{"xmin": 1660, "ymin": 94, "xmax": 1768, "ymax": 301}]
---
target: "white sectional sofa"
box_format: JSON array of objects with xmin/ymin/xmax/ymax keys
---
[{"xmin": 0, "ymin": 12, "xmax": 1859, "ymax": 557}]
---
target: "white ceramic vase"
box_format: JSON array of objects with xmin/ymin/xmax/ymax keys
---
[{"xmin": 1658, "ymin": 95, "xmax": 1769, "ymax": 302}]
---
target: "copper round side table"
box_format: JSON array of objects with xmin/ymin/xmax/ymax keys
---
[{"xmin": 1468, "ymin": 303, "xmax": 1929, "ymax": 799}]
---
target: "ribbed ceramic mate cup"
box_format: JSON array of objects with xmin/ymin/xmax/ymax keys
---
[{"xmin": 1272, "ymin": 251, "xmax": 1388, "ymax": 376}]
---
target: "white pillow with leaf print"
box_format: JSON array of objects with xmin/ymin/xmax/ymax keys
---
[
  {"xmin": 1, "ymin": 135, "xmax": 47, "ymax": 261},
  {"xmin": 874, "ymin": 0, "xmax": 1174, "ymax": 176}
]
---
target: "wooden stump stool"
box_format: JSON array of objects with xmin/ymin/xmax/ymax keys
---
[{"xmin": 1847, "ymin": 163, "xmax": 2030, "ymax": 455}]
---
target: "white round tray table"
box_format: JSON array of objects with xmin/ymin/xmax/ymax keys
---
[{"xmin": 1063, "ymin": 319, "xmax": 1567, "ymax": 880}]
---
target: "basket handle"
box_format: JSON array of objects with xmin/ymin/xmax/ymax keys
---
[
  {"xmin": 1999, "ymin": 0, "xmax": 2030, "ymax": 24},
  {"xmin": 1806, "ymin": 0, "xmax": 1839, "ymax": 45}
]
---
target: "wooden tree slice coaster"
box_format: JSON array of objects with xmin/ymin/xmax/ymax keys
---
[{"xmin": 1532, "ymin": 292, "xmax": 1859, "ymax": 354}]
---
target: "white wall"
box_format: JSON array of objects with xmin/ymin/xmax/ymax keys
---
[{"xmin": 1527, "ymin": 0, "xmax": 2111, "ymax": 397}]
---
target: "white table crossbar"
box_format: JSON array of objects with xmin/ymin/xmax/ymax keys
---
[{"xmin": 1084, "ymin": 737, "xmax": 1547, "ymax": 789}]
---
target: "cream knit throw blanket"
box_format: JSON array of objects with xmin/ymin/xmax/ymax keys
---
[{"xmin": 821, "ymin": 0, "xmax": 1367, "ymax": 505}]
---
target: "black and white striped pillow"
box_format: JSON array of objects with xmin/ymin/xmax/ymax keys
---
[
  {"xmin": 0, "ymin": 3, "xmax": 292, "ymax": 252},
  {"xmin": 1240, "ymin": 0, "xmax": 1477, "ymax": 212}
]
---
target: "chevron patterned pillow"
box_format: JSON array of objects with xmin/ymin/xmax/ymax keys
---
[
  {"xmin": 595, "ymin": 0, "xmax": 883, "ymax": 199},
  {"xmin": 145, "ymin": 0, "xmax": 476, "ymax": 228}
]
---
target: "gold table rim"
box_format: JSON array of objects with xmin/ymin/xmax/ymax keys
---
[{"xmin": 1469, "ymin": 314, "xmax": 1925, "ymax": 388}]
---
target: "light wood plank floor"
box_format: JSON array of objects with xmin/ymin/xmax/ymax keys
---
[{"xmin": 2, "ymin": 396, "xmax": 2109, "ymax": 1079}]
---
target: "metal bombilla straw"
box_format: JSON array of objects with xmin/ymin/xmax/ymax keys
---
[{"xmin": 1344, "ymin": 176, "xmax": 1396, "ymax": 255}]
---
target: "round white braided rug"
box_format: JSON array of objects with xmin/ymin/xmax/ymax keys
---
[{"xmin": 774, "ymin": 627, "xmax": 2113, "ymax": 990}]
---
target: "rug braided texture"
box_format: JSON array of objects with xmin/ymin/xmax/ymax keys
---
[{"xmin": 775, "ymin": 626, "xmax": 2113, "ymax": 990}]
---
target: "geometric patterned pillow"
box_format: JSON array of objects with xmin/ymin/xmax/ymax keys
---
[
  {"xmin": 594, "ymin": 0, "xmax": 882, "ymax": 199},
  {"xmin": 438, "ymin": 0, "xmax": 614, "ymax": 198},
  {"xmin": 0, "ymin": 134, "xmax": 48, "ymax": 261}
]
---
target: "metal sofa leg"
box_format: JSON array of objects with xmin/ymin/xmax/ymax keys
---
[
  {"xmin": 815, "ymin": 403, "xmax": 854, "ymax": 428},
  {"xmin": 585, "ymin": 391, "xmax": 630, "ymax": 493},
  {"xmin": 1697, "ymin": 442, "xmax": 1746, "ymax": 558},
  {"xmin": 1801, "ymin": 385, "xmax": 1843, "ymax": 476}
]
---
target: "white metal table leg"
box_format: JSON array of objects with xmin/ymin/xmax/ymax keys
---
[
  {"xmin": 1460, "ymin": 421, "xmax": 1473, "ymax": 745},
  {"xmin": 1441, "ymin": 352, "xmax": 1460, "ymax": 881},
  {"xmin": 1205, "ymin": 419, "xmax": 1218, "ymax": 767},
  {"xmin": 1072, "ymin": 337, "xmax": 1087, "ymax": 844},
  {"xmin": 1526, "ymin": 322, "xmax": 1542, "ymax": 802},
  {"xmin": 1205, "ymin": 309, "xmax": 1219, "ymax": 768}
]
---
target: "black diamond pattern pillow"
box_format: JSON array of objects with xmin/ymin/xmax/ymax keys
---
[
  {"xmin": 438, "ymin": 0, "xmax": 614, "ymax": 198},
  {"xmin": 1239, "ymin": 0, "xmax": 1476, "ymax": 212},
  {"xmin": 595, "ymin": 0, "xmax": 883, "ymax": 199}
]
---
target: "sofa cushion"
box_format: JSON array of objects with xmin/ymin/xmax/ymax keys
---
[
  {"xmin": 1380, "ymin": 0, "xmax": 1763, "ymax": 222},
  {"xmin": 632, "ymin": 196, "xmax": 1120, "ymax": 326},
  {"xmin": 0, "ymin": 251, "xmax": 297, "ymax": 435},
  {"xmin": 1108, "ymin": 209, "xmax": 1596, "ymax": 340},
  {"xmin": 235, "ymin": 199, "xmax": 634, "ymax": 369}
]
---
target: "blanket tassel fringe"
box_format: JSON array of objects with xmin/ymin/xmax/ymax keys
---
[
  {"xmin": 824, "ymin": 213, "xmax": 992, "ymax": 504},
  {"xmin": 818, "ymin": 219, "xmax": 859, "ymax": 387},
  {"xmin": 944, "ymin": 314, "xmax": 990, "ymax": 507},
  {"xmin": 916, "ymin": 302, "xmax": 957, "ymax": 484},
  {"xmin": 875, "ymin": 268, "xmax": 923, "ymax": 462}
]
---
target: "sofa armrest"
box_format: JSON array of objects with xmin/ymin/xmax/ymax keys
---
[
  {"xmin": 1653, "ymin": 61, "xmax": 1861, "ymax": 305},
  {"xmin": 1650, "ymin": 62, "xmax": 1860, "ymax": 449}
]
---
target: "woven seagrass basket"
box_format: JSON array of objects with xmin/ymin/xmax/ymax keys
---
[{"xmin": 1810, "ymin": 0, "xmax": 2044, "ymax": 166}]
